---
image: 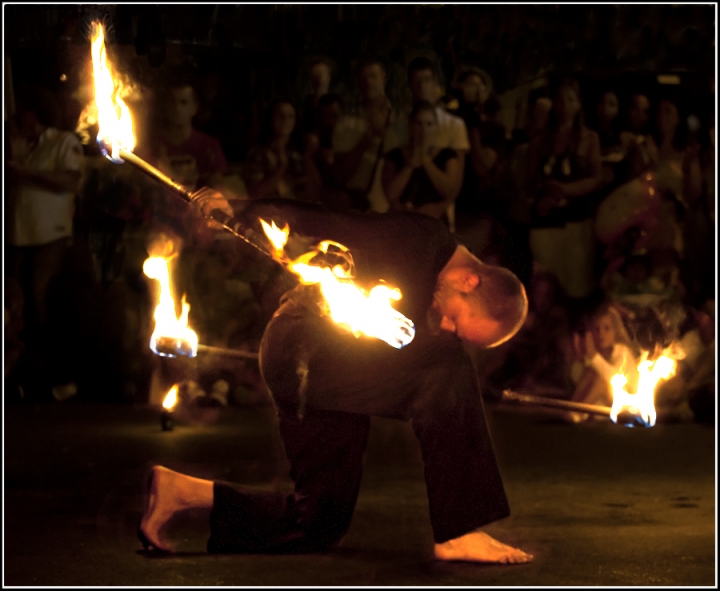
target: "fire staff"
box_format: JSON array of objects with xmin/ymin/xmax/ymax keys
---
[{"xmin": 139, "ymin": 191, "xmax": 533, "ymax": 564}]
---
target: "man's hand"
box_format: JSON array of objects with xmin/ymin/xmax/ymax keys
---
[{"xmin": 189, "ymin": 187, "xmax": 235, "ymax": 230}]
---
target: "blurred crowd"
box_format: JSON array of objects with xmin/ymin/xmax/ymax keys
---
[{"xmin": 4, "ymin": 48, "xmax": 716, "ymax": 423}]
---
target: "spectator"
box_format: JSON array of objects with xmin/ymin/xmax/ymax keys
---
[
  {"xmin": 302, "ymin": 58, "xmax": 334, "ymax": 137},
  {"xmin": 526, "ymin": 77, "xmax": 603, "ymax": 327},
  {"xmin": 331, "ymin": 57, "xmax": 399, "ymax": 212},
  {"xmin": 382, "ymin": 100, "xmax": 462, "ymax": 222},
  {"xmin": 569, "ymin": 301, "xmax": 639, "ymax": 422},
  {"xmin": 244, "ymin": 98, "xmax": 321, "ymax": 202},
  {"xmin": 618, "ymin": 92, "xmax": 656, "ymax": 182},
  {"xmin": 142, "ymin": 68, "xmax": 230, "ymax": 193},
  {"xmin": 447, "ymin": 67, "xmax": 507, "ymax": 222},
  {"xmin": 594, "ymin": 90, "xmax": 625, "ymax": 191},
  {"xmin": 305, "ymin": 93, "xmax": 346, "ymax": 209},
  {"xmin": 387, "ymin": 56, "xmax": 470, "ymax": 228},
  {"xmin": 5, "ymin": 84, "xmax": 83, "ymax": 401}
]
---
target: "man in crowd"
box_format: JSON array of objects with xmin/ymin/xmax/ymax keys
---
[
  {"xmin": 331, "ymin": 57, "xmax": 401, "ymax": 212},
  {"xmin": 5, "ymin": 85, "xmax": 84, "ymax": 401},
  {"xmin": 138, "ymin": 188, "xmax": 533, "ymax": 565}
]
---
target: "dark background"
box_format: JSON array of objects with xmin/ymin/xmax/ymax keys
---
[{"xmin": 4, "ymin": 4, "xmax": 716, "ymax": 163}]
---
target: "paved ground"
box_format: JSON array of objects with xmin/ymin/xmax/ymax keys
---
[{"xmin": 3, "ymin": 399, "xmax": 716, "ymax": 587}]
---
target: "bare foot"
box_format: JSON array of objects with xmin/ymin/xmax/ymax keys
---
[
  {"xmin": 434, "ymin": 531, "xmax": 533, "ymax": 564},
  {"xmin": 139, "ymin": 466, "xmax": 183, "ymax": 552}
]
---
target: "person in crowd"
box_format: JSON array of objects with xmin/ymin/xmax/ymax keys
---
[
  {"xmin": 139, "ymin": 187, "xmax": 532, "ymax": 565},
  {"xmin": 141, "ymin": 68, "xmax": 230, "ymax": 193},
  {"xmin": 526, "ymin": 77, "xmax": 603, "ymax": 328},
  {"xmin": 495, "ymin": 89, "xmax": 553, "ymax": 289},
  {"xmin": 331, "ymin": 57, "xmax": 399, "ymax": 212},
  {"xmin": 447, "ymin": 67, "xmax": 507, "ymax": 223},
  {"xmin": 5, "ymin": 84, "xmax": 84, "ymax": 402},
  {"xmin": 305, "ymin": 93, "xmax": 345, "ymax": 208},
  {"xmin": 482, "ymin": 270, "xmax": 573, "ymax": 398},
  {"xmin": 594, "ymin": 89, "xmax": 625, "ymax": 191},
  {"xmin": 244, "ymin": 98, "xmax": 321, "ymax": 203},
  {"xmin": 381, "ymin": 100, "xmax": 462, "ymax": 222},
  {"xmin": 618, "ymin": 91, "xmax": 655, "ymax": 182},
  {"xmin": 302, "ymin": 58, "xmax": 333, "ymax": 138},
  {"xmin": 569, "ymin": 301, "xmax": 638, "ymax": 422}
]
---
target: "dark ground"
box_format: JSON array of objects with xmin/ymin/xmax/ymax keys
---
[{"xmin": 3, "ymin": 397, "xmax": 716, "ymax": 587}]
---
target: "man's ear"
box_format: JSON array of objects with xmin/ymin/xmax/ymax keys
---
[{"xmin": 459, "ymin": 271, "xmax": 480, "ymax": 293}]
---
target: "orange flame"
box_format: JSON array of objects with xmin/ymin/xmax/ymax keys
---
[
  {"xmin": 260, "ymin": 219, "xmax": 415, "ymax": 349},
  {"xmin": 143, "ymin": 256, "xmax": 199, "ymax": 358},
  {"xmin": 162, "ymin": 384, "xmax": 179, "ymax": 411},
  {"xmin": 610, "ymin": 347, "xmax": 680, "ymax": 427},
  {"xmin": 76, "ymin": 21, "xmax": 136, "ymax": 161}
]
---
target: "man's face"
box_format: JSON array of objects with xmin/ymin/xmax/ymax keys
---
[
  {"xmin": 167, "ymin": 86, "xmax": 198, "ymax": 127},
  {"xmin": 309, "ymin": 63, "xmax": 331, "ymax": 92},
  {"xmin": 359, "ymin": 64, "xmax": 386, "ymax": 100},
  {"xmin": 432, "ymin": 272, "xmax": 504, "ymax": 348},
  {"xmin": 629, "ymin": 94, "xmax": 650, "ymax": 132},
  {"xmin": 272, "ymin": 102, "xmax": 297, "ymax": 138},
  {"xmin": 410, "ymin": 68, "xmax": 437, "ymax": 102}
]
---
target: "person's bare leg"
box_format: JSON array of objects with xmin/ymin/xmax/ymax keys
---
[
  {"xmin": 434, "ymin": 529, "xmax": 533, "ymax": 564},
  {"xmin": 139, "ymin": 465, "xmax": 214, "ymax": 551}
]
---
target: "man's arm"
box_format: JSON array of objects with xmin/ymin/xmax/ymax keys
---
[{"xmin": 7, "ymin": 164, "xmax": 81, "ymax": 193}]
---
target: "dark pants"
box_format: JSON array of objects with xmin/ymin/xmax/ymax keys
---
[{"xmin": 208, "ymin": 305, "xmax": 510, "ymax": 554}]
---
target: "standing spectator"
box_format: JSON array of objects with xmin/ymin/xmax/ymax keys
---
[
  {"xmin": 244, "ymin": 98, "xmax": 321, "ymax": 203},
  {"xmin": 447, "ymin": 67, "xmax": 507, "ymax": 222},
  {"xmin": 304, "ymin": 93, "xmax": 346, "ymax": 209},
  {"xmin": 5, "ymin": 85, "xmax": 83, "ymax": 401},
  {"xmin": 618, "ymin": 92, "xmax": 656, "ymax": 182},
  {"xmin": 594, "ymin": 90, "xmax": 625, "ymax": 191},
  {"xmin": 302, "ymin": 58, "xmax": 333, "ymax": 137},
  {"xmin": 331, "ymin": 58, "xmax": 399, "ymax": 212},
  {"xmin": 381, "ymin": 100, "xmax": 462, "ymax": 222},
  {"xmin": 526, "ymin": 78, "xmax": 603, "ymax": 327}
]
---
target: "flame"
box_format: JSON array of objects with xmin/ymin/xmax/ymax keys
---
[
  {"xmin": 143, "ymin": 256, "xmax": 199, "ymax": 358},
  {"xmin": 76, "ymin": 21, "xmax": 135, "ymax": 161},
  {"xmin": 609, "ymin": 347, "xmax": 679, "ymax": 427},
  {"xmin": 162, "ymin": 385, "xmax": 179, "ymax": 411},
  {"xmin": 260, "ymin": 219, "xmax": 415, "ymax": 349}
]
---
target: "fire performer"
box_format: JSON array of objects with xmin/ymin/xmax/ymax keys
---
[{"xmin": 139, "ymin": 190, "xmax": 532, "ymax": 564}]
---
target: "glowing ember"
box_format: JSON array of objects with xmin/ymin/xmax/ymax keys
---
[
  {"xmin": 143, "ymin": 256, "xmax": 199, "ymax": 358},
  {"xmin": 162, "ymin": 384, "xmax": 179, "ymax": 411},
  {"xmin": 609, "ymin": 349, "xmax": 678, "ymax": 427},
  {"xmin": 76, "ymin": 21, "xmax": 136, "ymax": 161},
  {"xmin": 260, "ymin": 219, "xmax": 415, "ymax": 349}
]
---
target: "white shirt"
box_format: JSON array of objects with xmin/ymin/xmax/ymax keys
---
[
  {"xmin": 384, "ymin": 106, "xmax": 470, "ymax": 154},
  {"xmin": 8, "ymin": 128, "xmax": 83, "ymax": 246},
  {"xmin": 588, "ymin": 344, "xmax": 638, "ymax": 391}
]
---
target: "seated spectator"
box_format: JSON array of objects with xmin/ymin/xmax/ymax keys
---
[
  {"xmin": 244, "ymin": 98, "xmax": 321, "ymax": 202},
  {"xmin": 482, "ymin": 270, "xmax": 573, "ymax": 397},
  {"xmin": 526, "ymin": 77, "xmax": 603, "ymax": 325},
  {"xmin": 381, "ymin": 100, "xmax": 462, "ymax": 222},
  {"xmin": 569, "ymin": 302, "xmax": 639, "ymax": 421},
  {"xmin": 331, "ymin": 57, "xmax": 399, "ymax": 212}
]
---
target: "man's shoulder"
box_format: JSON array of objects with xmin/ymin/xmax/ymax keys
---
[{"xmin": 435, "ymin": 107, "xmax": 467, "ymax": 129}]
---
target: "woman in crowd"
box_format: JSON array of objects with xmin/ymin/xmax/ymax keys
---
[
  {"xmin": 526, "ymin": 77, "xmax": 603, "ymax": 327},
  {"xmin": 381, "ymin": 100, "xmax": 462, "ymax": 223},
  {"xmin": 244, "ymin": 98, "xmax": 321, "ymax": 202}
]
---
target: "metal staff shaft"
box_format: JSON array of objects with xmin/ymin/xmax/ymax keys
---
[
  {"xmin": 501, "ymin": 389, "xmax": 612, "ymax": 417},
  {"xmin": 197, "ymin": 344, "xmax": 259, "ymax": 360},
  {"xmin": 117, "ymin": 149, "xmax": 273, "ymax": 259}
]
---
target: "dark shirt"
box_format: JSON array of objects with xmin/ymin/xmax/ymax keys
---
[
  {"xmin": 384, "ymin": 147, "xmax": 457, "ymax": 210},
  {"xmin": 233, "ymin": 199, "xmax": 458, "ymax": 329}
]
